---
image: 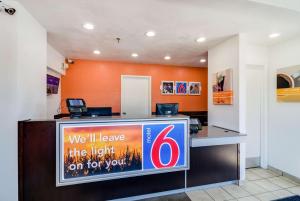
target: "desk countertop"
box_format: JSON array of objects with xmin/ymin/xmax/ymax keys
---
[
  {"xmin": 55, "ymin": 114, "xmax": 189, "ymax": 122},
  {"xmin": 190, "ymin": 126, "xmax": 246, "ymax": 147}
]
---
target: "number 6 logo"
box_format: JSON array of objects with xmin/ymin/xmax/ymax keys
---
[{"xmin": 151, "ymin": 125, "xmax": 180, "ymax": 168}]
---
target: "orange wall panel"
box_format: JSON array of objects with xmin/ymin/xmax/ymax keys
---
[{"xmin": 61, "ymin": 60, "xmax": 207, "ymax": 113}]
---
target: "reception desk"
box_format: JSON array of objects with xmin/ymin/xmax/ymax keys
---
[
  {"xmin": 188, "ymin": 126, "xmax": 246, "ymax": 188},
  {"xmin": 18, "ymin": 115, "xmax": 245, "ymax": 201}
]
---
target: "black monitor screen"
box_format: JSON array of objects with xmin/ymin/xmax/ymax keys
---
[
  {"xmin": 156, "ymin": 103, "xmax": 179, "ymax": 115},
  {"xmin": 69, "ymin": 99, "xmax": 84, "ymax": 107},
  {"xmin": 66, "ymin": 99, "xmax": 86, "ymax": 108},
  {"xmin": 87, "ymin": 107, "xmax": 112, "ymax": 116}
]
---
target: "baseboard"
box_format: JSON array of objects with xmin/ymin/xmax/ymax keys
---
[
  {"xmin": 268, "ymin": 165, "xmax": 300, "ymax": 183},
  {"xmin": 268, "ymin": 166, "xmax": 283, "ymax": 176},
  {"xmin": 246, "ymin": 157, "xmax": 260, "ymax": 168}
]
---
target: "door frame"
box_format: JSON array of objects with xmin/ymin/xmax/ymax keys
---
[
  {"xmin": 121, "ymin": 75, "xmax": 152, "ymax": 115},
  {"xmin": 245, "ymin": 64, "xmax": 268, "ymax": 168}
]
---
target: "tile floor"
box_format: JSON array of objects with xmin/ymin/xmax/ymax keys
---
[{"xmin": 186, "ymin": 168, "xmax": 300, "ymax": 201}]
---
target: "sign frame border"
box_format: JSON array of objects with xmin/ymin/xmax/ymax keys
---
[{"xmin": 56, "ymin": 117, "xmax": 189, "ymax": 187}]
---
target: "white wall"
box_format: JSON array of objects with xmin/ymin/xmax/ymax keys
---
[
  {"xmin": 0, "ymin": 7, "xmax": 18, "ymax": 201},
  {"xmin": 47, "ymin": 44, "xmax": 65, "ymax": 119},
  {"xmin": 208, "ymin": 36, "xmax": 240, "ymax": 131},
  {"xmin": 208, "ymin": 34, "xmax": 270, "ymax": 168},
  {"xmin": 47, "ymin": 44, "xmax": 65, "ymax": 75},
  {"xmin": 208, "ymin": 33, "xmax": 300, "ymax": 177},
  {"xmin": 239, "ymin": 35, "xmax": 269, "ymax": 168},
  {"xmin": 16, "ymin": 6, "xmax": 47, "ymax": 119},
  {"xmin": 238, "ymin": 35, "xmax": 268, "ymax": 134},
  {"xmin": 0, "ymin": 1, "xmax": 47, "ymax": 200},
  {"xmin": 268, "ymin": 36, "xmax": 300, "ymax": 178},
  {"xmin": 208, "ymin": 35, "xmax": 268, "ymax": 133}
]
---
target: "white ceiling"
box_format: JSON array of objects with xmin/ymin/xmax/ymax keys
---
[
  {"xmin": 249, "ymin": 0, "xmax": 300, "ymax": 12},
  {"xmin": 16, "ymin": 0, "xmax": 300, "ymax": 67}
]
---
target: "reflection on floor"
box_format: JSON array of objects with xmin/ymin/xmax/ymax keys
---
[
  {"xmin": 139, "ymin": 193, "xmax": 191, "ymax": 201},
  {"xmin": 140, "ymin": 168, "xmax": 300, "ymax": 201}
]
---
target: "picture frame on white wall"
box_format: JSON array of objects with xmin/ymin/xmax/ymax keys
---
[
  {"xmin": 277, "ymin": 65, "xmax": 300, "ymax": 102},
  {"xmin": 212, "ymin": 68, "xmax": 233, "ymax": 105}
]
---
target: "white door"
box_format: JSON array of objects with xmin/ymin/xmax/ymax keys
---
[
  {"xmin": 121, "ymin": 75, "xmax": 151, "ymax": 116},
  {"xmin": 246, "ymin": 65, "xmax": 264, "ymax": 168}
]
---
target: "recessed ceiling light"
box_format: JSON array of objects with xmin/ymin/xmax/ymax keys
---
[
  {"xmin": 83, "ymin": 23, "xmax": 94, "ymax": 30},
  {"xmin": 164, "ymin": 56, "xmax": 171, "ymax": 60},
  {"xmin": 131, "ymin": 53, "xmax": 139, "ymax": 58},
  {"xmin": 196, "ymin": 37, "xmax": 206, "ymax": 43},
  {"xmin": 269, "ymin": 33, "xmax": 280, "ymax": 38},
  {"xmin": 200, "ymin": 59, "xmax": 206, "ymax": 63},
  {"xmin": 93, "ymin": 50, "xmax": 101, "ymax": 55},
  {"xmin": 145, "ymin": 31, "xmax": 156, "ymax": 37}
]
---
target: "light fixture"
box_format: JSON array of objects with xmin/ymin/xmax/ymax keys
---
[
  {"xmin": 200, "ymin": 59, "xmax": 206, "ymax": 63},
  {"xmin": 164, "ymin": 55, "xmax": 171, "ymax": 60},
  {"xmin": 145, "ymin": 31, "xmax": 156, "ymax": 37},
  {"xmin": 196, "ymin": 37, "xmax": 206, "ymax": 43},
  {"xmin": 131, "ymin": 53, "xmax": 139, "ymax": 58},
  {"xmin": 83, "ymin": 23, "xmax": 95, "ymax": 30},
  {"xmin": 269, "ymin": 33, "xmax": 280, "ymax": 38},
  {"xmin": 93, "ymin": 50, "xmax": 101, "ymax": 55}
]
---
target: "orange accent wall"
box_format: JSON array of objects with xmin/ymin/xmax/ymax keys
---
[{"xmin": 61, "ymin": 60, "xmax": 207, "ymax": 113}]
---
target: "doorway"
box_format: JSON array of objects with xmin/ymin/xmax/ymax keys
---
[
  {"xmin": 245, "ymin": 65, "xmax": 265, "ymax": 168},
  {"xmin": 121, "ymin": 75, "xmax": 152, "ymax": 116}
]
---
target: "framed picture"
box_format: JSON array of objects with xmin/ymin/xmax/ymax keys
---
[
  {"xmin": 277, "ymin": 65, "xmax": 300, "ymax": 102},
  {"xmin": 161, "ymin": 81, "xmax": 174, "ymax": 95},
  {"xmin": 189, "ymin": 82, "xmax": 201, "ymax": 95},
  {"xmin": 175, "ymin": 81, "xmax": 188, "ymax": 95},
  {"xmin": 212, "ymin": 68, "xmax": 233, "ymax": 105}
]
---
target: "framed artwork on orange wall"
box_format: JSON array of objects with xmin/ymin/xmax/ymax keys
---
[
  {"xmin": 189, "ymin": 82, "xmax": 201, "ymax": 95},
  {"xmin": 175, "ymin": 81, "xmax": 188, "ymax": 95},
  {"xmin": 161, "ymin": 81, "xmax": 174, "ymax": 95}
]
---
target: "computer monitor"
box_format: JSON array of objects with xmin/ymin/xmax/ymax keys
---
[
  {"xmin": 66, "ymin": 98, "xmax": 87, "ymax": 118},
  {"xmin": 156, "ymin": 103, "xmax": 179, "ymax": 115},
  {"xmin": 86, "ymin": 107, "xmax": 112, "ymax": 117}
]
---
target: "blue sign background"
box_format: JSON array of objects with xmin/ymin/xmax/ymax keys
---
[{"xmin": 143, "ymin": 123, "xmax": 185, "ymax": 170}]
